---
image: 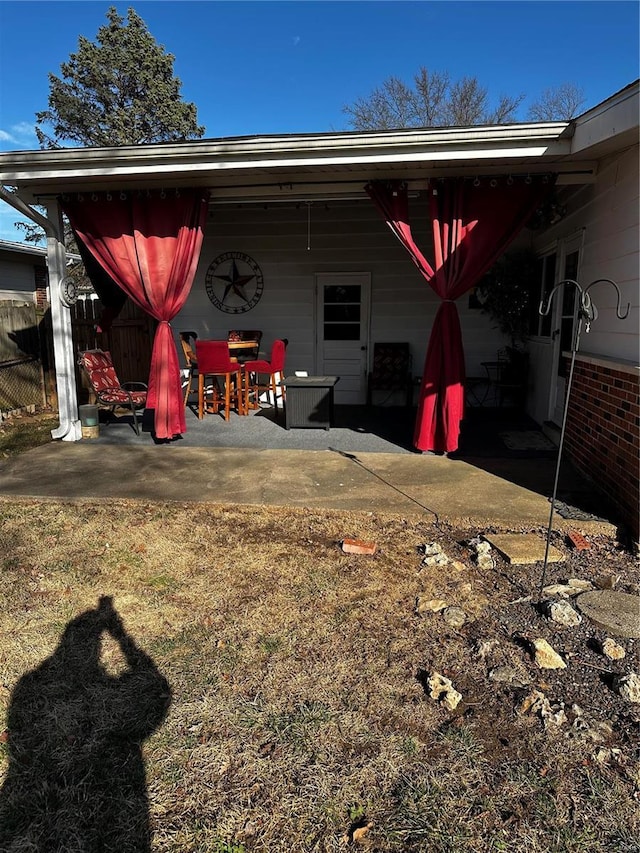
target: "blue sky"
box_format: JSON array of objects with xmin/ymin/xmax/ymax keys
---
[{"xmin": 0, "ymin": 0, "xmax": 638, "ymax": 240}]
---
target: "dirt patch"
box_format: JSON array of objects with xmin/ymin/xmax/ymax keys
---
[{"xmin": 0, "ymin": 499, "xmax": 638, "ymax": 852}]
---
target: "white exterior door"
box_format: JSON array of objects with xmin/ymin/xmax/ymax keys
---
[
  {"xmin": 550, "ymin": 236, "xmax": 582, "ymax": 425},
  {"xmin": 315, "ymin": 272, "xmax": 370, "ymax": 404}
]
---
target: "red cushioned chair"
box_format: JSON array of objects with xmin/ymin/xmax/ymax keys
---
[
  {"xmin": 195, "ymin": 340, "xmax": 246, "ymax": 421},
  {"xmin": 243, "ymin": 339, "xmax": 287, "ymax": 413},
  {"xmin": 77, "ymin": 349, "xmax": 147, "ymax": 435}
]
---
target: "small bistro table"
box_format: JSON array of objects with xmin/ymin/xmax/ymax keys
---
[{"xmin": 279, "ymin": 375, "xmax": 340, "ymax": 430}]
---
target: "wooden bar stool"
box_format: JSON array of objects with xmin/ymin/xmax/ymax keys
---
[{"xmin": 195, "ymin": 340, "xmax": 246, "ymax": 420}]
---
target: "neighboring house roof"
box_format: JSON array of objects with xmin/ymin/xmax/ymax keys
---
[{"xmin": 0, "ymin": 239, "xmax": 46, "ymax": 260}]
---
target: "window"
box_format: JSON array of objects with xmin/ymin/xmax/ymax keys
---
[{"xmin": 528, "ymin": 252, "xmax": 556, "ymax": 337}]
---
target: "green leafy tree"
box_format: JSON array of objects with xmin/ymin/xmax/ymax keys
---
[
  {"xmin": 343, "ymin": 67, "xmax": 525, "ymax": 130},
  {"xmin": 17, "ymin": 7, "xmax": 204, "ymax": 249},
  {"xmin": 35, "ymin": 6, "xmax": 204, "ymax": 148}
]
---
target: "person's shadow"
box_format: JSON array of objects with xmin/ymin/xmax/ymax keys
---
[{"xmin": 0, "ymin": 596, "xmax": 171, "ymax": 852}]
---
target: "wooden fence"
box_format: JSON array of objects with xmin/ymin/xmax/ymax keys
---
[
  {"xmin": 0, "ymin": 300, "xmax": 47, "ymax": 415},
  {"xmin": 0, "ymin": 297, "xmax": 155, "ymax": 414},
  {"xmin": 72, "ymin": 298, "xmax": 155, "ymax": 403}
]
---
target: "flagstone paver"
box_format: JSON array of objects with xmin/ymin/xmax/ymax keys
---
[
  {"xmin": 484, "ymin": 533, "xmax": 565, "ymax": 565},
  {"xmin": 575, "ymin": 590, "xmax": 640, "ymax": 638}
]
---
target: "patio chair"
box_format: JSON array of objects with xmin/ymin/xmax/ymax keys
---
[
  {"xmin": 77, "ymin": 349, "xmax": 148, "ymax": 435},
  {"xmin": 195, "ymin": 339, "xmax": 246, "ymax": 420},
  {"xmin": 179, "ymin": 330, "xmax": 198, "ymax": 408},
  {"xmin": 366, "ymin": 342, "xmax": 413, "ymax": 407},
  {"xmin": 243, "ymin": 339, "xmax": 287, "ymax": 413}
]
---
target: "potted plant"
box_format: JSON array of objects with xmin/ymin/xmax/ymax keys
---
[
  {"xmin": 475, "ymin": 247, "xmax": 540, "ymax": 404},
  {"xmin": 476, "ymin": 247, "xmax": 539, "ymax": 352}
]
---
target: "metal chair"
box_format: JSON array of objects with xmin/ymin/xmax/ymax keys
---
[
  {"xmin": 77, "ymin": 349, "xmax": 147, "ymax": 435},
  {"xmin": 195, "ymin": 340, "xmax": 246, "ymax": 421}
]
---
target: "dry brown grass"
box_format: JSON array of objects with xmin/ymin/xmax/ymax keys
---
[{"xmin": 0, "ymin": 498, "xmax": 638, "ymax": 852}]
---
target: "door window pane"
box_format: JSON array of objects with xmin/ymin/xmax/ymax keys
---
[
  {"xmin": 324, "ymin": 285, "xmax": 361, "ymax": 304},
  {"xmin": 324, "ymin": 323, "xmax": 360, "ymax": 341},
  {"xmin": 324, "ymin": 304, "xmax": 360, "ymax": 322}
]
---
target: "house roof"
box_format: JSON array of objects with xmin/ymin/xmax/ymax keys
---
[
  {"xmin": 0, "ymin": 239, "xmax": 46, "ymax": 258},
  {"xmin": 0, "ymin": 81, "xmax": 637, "ymax": 206}
]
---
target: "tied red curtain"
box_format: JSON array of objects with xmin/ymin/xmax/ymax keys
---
[
  {"xmin": 62, "ymin": 189, "xmax": 209, "ymax": 440},
  {"xmin": 366, "ymin": 177, "xmax": 554, "ymax": 452}
]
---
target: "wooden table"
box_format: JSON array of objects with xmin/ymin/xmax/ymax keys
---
[{"xmin": 227, "ymin": 340, "xmax": 260, "ymax": 362}]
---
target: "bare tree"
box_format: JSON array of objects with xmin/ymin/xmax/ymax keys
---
[
  {"xmin": 343, "ymin": 66, "xmax": 524, "ymax": 130},
  {"xmin": 527, "ymin": 82, "xmax": 586, "ymax": 121}
]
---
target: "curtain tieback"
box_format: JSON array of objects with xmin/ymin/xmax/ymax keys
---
[{"xmin": 442, "ymin": 299, "xmax": 456, "ymax": 303}]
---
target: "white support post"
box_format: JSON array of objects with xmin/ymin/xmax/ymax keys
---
[{"xmin": 46, "ymin": 200, "xmax": 81, "ymax": 441}]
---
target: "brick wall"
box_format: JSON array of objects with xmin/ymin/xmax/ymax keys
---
[
  {"xmin": 564, "ymin": 356, "xmax": 639, "ymax": 541},
  {"xmin": 34, "ymin": 264, "xmax": 48, "ymax": 309}
]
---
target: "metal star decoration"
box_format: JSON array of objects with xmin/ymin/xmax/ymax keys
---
[{"xmin": 214, "ymin": 260, "xmax": 256, "ymax": 306}]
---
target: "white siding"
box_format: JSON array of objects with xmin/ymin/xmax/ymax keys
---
[
  {"xmin": 175, "ymin": 199, "xmax": 506, "ymax": 380},
  {"xmin": 0, "ymin": 258, "xmax": 37, "ymax": 302},
  {"xmin": 534, "ymin": 145, "xmax": 639, "ymax": 364}
]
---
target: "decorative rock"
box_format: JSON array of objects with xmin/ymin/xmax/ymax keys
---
[
  {"xmin": 420, "ymin": 542, "xmax": 448, "ymax": 566},
  {"xmin": 566, "ymin": 578, "xmax": 595, "ymax": 592},
  {"xmin": 595, "ymin": 574, "xmax": 621, "ymax": 590},
  {"xmin": 543, "ymin": 578, "xmax": 595, "ymax": 598},
  {"xmin": 488, "ymin": 664, "xmax": 530, "ymax": 687},
  {"xmin": 473, "ymin": 638, "xmax": 498, "ymax": 659},
  {"xmin": 542, "ymin": 584, "xmax": 580, "ymax": 598},
  {"xmin": 415, "ymin": 596, "xmax": 448, "ymax": 615},
  {"xmin": 518, "ymin": 689, "xmax": 566, "ymax": 728},
  {"xmin": 427, "ymin": 671, "xmax": 462, "ymax": 711},
  {"xmin": 545, "ymin": 599, "xmax": 582, "ymax": 627},
  {"xmin": 519, "ymin": 688, "xmax": 547, "ymax": 716},
  {"xmin": 532, "ymin": 638, "xmax": 567, "ymax": 669},
  {"xmin": 601, "ymin": 637, "xmax": 626, "ymax": 660},
  {"xmin": 466, "ymin": 538, "xmax": 496, "ymax": 570},
  {"xmin": 422, "ymin": 552, "xmax": 449, "ymax": 567},
  {"xmin": 442, "ymin": 606, "xmax": 467, "ymax": 628},
  {"xmin": 614, "ymin": 672, "xmax": 640, "ymax": 703},
  {"xmin": 569, "ymin": 714, "xmax": 614, "ymax": 743}
]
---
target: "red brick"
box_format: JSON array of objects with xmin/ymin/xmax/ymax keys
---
[
  {"xmin": 567, "ymin": 531, "xmax": 591, "ymax": 550},
  {"xmin": 341, "ymin": 538, "xmax": 377, "ymax": 555}
]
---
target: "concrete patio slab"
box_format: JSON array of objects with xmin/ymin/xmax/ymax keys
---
[{"xmin": 0, "ymin": 441, "xmax": 617, "ymax": 536}]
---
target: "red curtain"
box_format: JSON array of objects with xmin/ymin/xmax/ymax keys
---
[
  {"xmin": 62, "ymin": 189, "xmax": 209, "ymax": 440},
  {"xmin": 366, "ymin": 177, "xmax": 553, "ymax": 452}
]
